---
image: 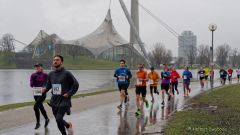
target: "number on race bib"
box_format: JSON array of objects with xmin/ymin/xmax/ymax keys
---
[
  {"xmin": 149, "ymin": 79, "xmax": 154, "ymax": 85},
  {"xmin": 136, "ymin": 79, "xmax": 142, "ymax": 85},
  {"xmin": 184, "ymin": 75, "xmax": 187, "ymax": 79},
  {"xmin": 33, "ymin": 87, "xmax": 42, "ymax": 96},
  {"xmin": 52, "ymin": 84, "xmax": 62, "ymax": 95},
  {"xmin": 118, "ymin": 76, "xmax": 126, "ymax": 82}
]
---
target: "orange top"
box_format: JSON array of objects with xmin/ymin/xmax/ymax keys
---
[
  {"xmin": 136, "ymin": 70, "xmax": 147, "ymax": 86},
  {"xmin": 147, "ymin": 71, "xmax": 160, "ymax": 86}
]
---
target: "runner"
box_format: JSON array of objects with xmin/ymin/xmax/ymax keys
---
[
  {"xmin": 203, "ymin": 66, "xmax": 210, "ymax": 86},
  {"xmin": 160, "ymin": 64, "xmax": 171, "ymax": 105},
  {"xmin": 209, "ymin": 69, "xmax": 215, "ymax": 86},
  {"xmin": 30, "ymin": 63, "xmax": 49, "ymax": 129},
  {"xmin": 114, "ymin": 60, "xmax": 132, "ymax": 110},
  {"xmin": 237, "ymin": 68, "xmax": 240, "ymax": 83},
  {"xmin": 42, "ymin": 55, "xmax": 79, "ymax": 135},
  {"xmin": 203, "ymin": 66, "xmax": 209, "ymax": 80},
  {"xmin": 227, "ymin": 68, "xmax": 233, "ymax": 83},
  {"xmin": 170, "ymin": 67, "xmax": 180, "ymax": 95},
  {"xmin": 197, "ymin": 67, "xmax": 206, "ymax": 89},
  {"xmin": 219, "ymin": 68, "xmax": 227, "ymax": 85},
  {"xmin": 182, "ymin": 66, "xmax": 192, "ymax": 97},
  {"xmin": 135, "ymin": 64, "xmax": 149, "ymax": 116},
  {"xmin": 147, "ymin": 66, "xmax": 160, "ymax": 102}
]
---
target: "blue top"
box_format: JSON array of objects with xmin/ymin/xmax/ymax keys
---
[
  {"xmin": 182, "ymin": 70, "xmax": 192, "ymax": 81},
  {"xmin": 161, "ymin": 71, "xmax": 171, "ymax": 84},
  {"xmin": 114, "ymin": 67, "xmax": 132, "ymax": 84}
]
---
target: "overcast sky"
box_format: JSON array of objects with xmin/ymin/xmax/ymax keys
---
[{"xmin": 0, "ymin": 0, "xmax": 239, "ymax": 56}]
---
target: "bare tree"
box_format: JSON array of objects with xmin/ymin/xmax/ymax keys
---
[
  {"xmin": 1, "ymin": 33, "xmax": 15, "ymax": 52},
  {"xmin": 1, "ymin": 33, "xmax": 15, "ymax": 64},
  {"xmin": 215, "ymin": 44, "xmax": 231, "ymax": 67},
  {"xmin": 186, "ymin": 45, "xmax": 197, "ymax": 67},
  {"xmin": 175, "ymin": 57, "xmax": 184, "ymax": 68},
  {"xmin": 237, "ymin": 52, "xmax": 240, "ymax": 68},
  {"xmin": 196, "ymin": 44, "xmax": 211, "ymax": 66},
  {"xmin": 148, "ymin": 42, "xmax": 173, "ymax": 67},
  {"xmin": 229, "ymin": 48, "xmax": 238, "ymax": 68}
]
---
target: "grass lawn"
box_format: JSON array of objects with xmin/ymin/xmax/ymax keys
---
[
  {"xmin": 0, "ymin": 55, "xmax": 16, "ymax": 69},
  {"xmin": 63, "ymin": 55, "xmax": 119, "ymax": 70},
  {"xmin": 165, "ymin": 84, "xmax": 240, "ymax": 135}
]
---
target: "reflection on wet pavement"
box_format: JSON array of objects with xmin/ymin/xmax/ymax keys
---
[{"xmin": 0, "ymin": 81, "xmax": 232, "ymax": 135}]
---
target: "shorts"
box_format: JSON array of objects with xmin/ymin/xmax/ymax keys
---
[
  {"xmin": 238, "ymin": 75, "xmax": 240, "ymax": 79},
  {"xmin": 220, "ymin": 76, "xmax": 226, "ymax": 80},
  {"xmin": 199, "ymin": 77, "xmax": 205, "ymax": 80},
  {"xmin": 118, "ymin": 83, "xmax": 128, "ymax": 91},
  {"xmin": 183, "ymin": 80, "xmax": 190, "ymax": 85},
  {"xmin": 150, "ymin": 86, "xmax": 158, "ymax": 93},
  {"xmin": 161, "ymin": 83, "xmax": 170, "ymax": 91},
  {"xmin": 205, "ymin": 76, "xmax": 208, "ymax": 80},
  {"xmin": 135, "ymin": 86, "xmax": 147, "ymax": 97}
]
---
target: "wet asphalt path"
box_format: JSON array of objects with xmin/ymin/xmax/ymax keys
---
[{"xmin": 0, "ymin": 80, "xmax": 237, "ymax": 135}]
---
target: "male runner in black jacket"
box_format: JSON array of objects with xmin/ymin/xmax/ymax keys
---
[{"xmin": 43, "ymin": 55, "xmax": 79, "ymax": 135}]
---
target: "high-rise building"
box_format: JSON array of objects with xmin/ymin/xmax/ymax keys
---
[{"xmin": 178, "ymin": 31, "xmax": 197, "ymax": 64}]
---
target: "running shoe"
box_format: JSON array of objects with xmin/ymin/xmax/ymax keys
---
[
  {"xmin": 67, "ymin": 122, "xmax": 73, "ymax": 135},
  {"xmin": 44, "ymin": 119, "xmax": 50, "ymax": 128},
  {"xmin": 34, "ymin": 123, "xmax": 40, "ymax": 130},
  {"xmin": 161, "ymin": 101, "xmax": 165, "ymax": 105},
  {"xmin": 117, "ymin": 105, "xmax": 122, "ymax": 110},
  {"xmin": 135, "ymin": 109, "xmax": 141, "ymax": 116}
]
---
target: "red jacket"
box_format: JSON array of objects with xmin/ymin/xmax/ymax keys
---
[
  {"xmin": 171, "ymin": 70, "xmax": 180, "ymax": 82},
  {"xmin": 228, "ymin": 69, "xmax": 233, "ymax": 74}
]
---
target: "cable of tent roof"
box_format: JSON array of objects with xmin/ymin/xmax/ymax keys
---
[{"xmin": 109, "ymin": 0, "xmax": 112, "ymax": 10}]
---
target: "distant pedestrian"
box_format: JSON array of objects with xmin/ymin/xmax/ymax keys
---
[
  {"xmin": 182, "ymin": 66, "xmax": 192, "ymax": 97},
  {"xmin": 170, "ymin": 67, "xmax": 180, "ymax": 95},
  {"xmin": 160, "ymin": 64, "xmax": 171, "ymax": 105},
  {"xmin": 135, "ymin": 64, "xmax": 149, "ymax": 116},
  {"xmin": 147, "ymin": 66, "xmax": 160, "ymax": 102}
]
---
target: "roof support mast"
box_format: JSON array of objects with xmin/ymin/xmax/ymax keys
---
[{"xmin": 119, "ymin": 0, "xmax": 151, "ymax": 67}]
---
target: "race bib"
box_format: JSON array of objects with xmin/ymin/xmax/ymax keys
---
[
  {"xmin": 200, "ymin": 74, "xmax": 204, "ymax": 77},
  {"xmin": 184, "ymin": 75, "xmax": 187, "ymax": 79},
  {"xmin": 52, "ymin": 84, "xmax": 62, "ymax": 95},
  {"xmin": 33, "ymin": 87, "xmax": 42, "ymax": 96},
  {"xmin": 149, "ymin": 79, "xmax": 154, "ymax": 85},
  {"xmin": 136, "ymin": 79, "xmax": 142, "ymax": 85},
  {"xmin": 118, "ymin": 76, "xmax": 126, "ymax": 82}
]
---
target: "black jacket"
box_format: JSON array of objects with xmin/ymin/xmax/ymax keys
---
[{"xmin": 45, "ymin": 67, "xmax": 79, "ymax": 107}]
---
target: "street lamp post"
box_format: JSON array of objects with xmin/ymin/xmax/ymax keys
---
[{"xmin": 208, "ymin": 23, "xmax": 217, "ymax": 90}]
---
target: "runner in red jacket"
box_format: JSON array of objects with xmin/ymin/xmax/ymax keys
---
[{"xmin": 170, "ymin": 68, "xmax": 180, "ymax": 95}]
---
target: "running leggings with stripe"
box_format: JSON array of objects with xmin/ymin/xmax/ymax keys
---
[{"xmin": 34, "ymin": 95, "xmax": 48, "ymax": 123}]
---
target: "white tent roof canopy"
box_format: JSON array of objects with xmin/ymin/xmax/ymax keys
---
[{"xmin": 28, "ymin": 9, "xmax": 129, "ymax": 57}]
